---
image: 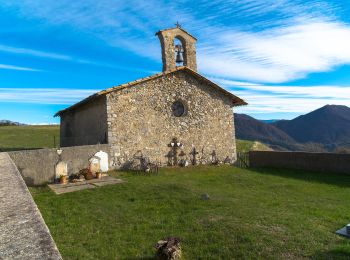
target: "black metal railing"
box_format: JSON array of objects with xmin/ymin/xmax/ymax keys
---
[{"xmin": 237, "ymin": 152, "xmax": 249, "ymax": 168}]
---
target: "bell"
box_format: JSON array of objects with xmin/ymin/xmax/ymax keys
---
[{"xmin": 175, "ymin": 51, "xmax": 184, "ymax": 63}]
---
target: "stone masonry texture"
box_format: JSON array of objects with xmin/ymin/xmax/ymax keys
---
[
  {"xmin": 9, "ymin": 144, "xmax": 109, "ymax": 186},
  {"xmin": 60, "ymin": 95, "xmax": 107, "ymax": 147},
  {"xmin": 56, "ymin": 28, "xmax": 245, "ymax": 170},
  {"xmin": 157, "ymin": 27, "xmax": 197, "ymax": 72},
  {"xmin": 107, "ymin": 69, "xmax": 237, "ymax": 168},
  {"xmin": 0, "ymin": 152, "xmax": 62, "ymax": 259}
]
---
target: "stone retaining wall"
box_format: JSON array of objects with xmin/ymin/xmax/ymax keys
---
[
  {"xmin": 8, "ymin": 144, "xmax": 109, "ymax": 186},
  {"xmin": 249, "ymin": 151, "xmax": 350, "ymax": 174}
]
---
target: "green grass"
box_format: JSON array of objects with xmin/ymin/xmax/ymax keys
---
[
  {"xmin": 236, "ymin": 139, "xmax": 271, "ymax": 153},
  {"xmin": 30, "ymin": 166, "xmax": 350, "ymax": 259},
  {"xmin": 0, "ymin": 125, "xmax": 262, "ymax": 154},
  {"xmin": 0, "ymin": 125, "xmax": 59, "ymax": 151}
]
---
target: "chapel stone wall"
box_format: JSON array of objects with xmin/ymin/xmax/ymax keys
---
[
  {"xmin": 106, "ymin": 70, "xmax": 236, "ymax": 168},
  {"xmin": 60, "ymin": 96, "xmax": 108, "ymax": 147}
]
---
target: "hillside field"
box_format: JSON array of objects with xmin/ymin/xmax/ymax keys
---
[
  {"xmin": 236, "ymin": 139, "xmax": 272, "ymax": 153},
  {"xmin": 0, "ymin": 125, "xmax": 59, "ymax": 152},
  {"xmin": 0, "ymin": 125, "xmax": 269, "ymax": 153}
]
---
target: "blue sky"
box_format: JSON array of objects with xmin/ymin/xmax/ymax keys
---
[{"xmin": 1, "ymin": 0, "xmax": 350, "ymax": 124}]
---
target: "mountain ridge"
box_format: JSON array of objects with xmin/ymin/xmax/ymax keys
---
[
  {"xmin": 235, "ymin": 105, "xmax": 350, "ymax": 152},
  {"xmin": 0, "ymin": 120, "xmax": 25, "ymax": 126}
]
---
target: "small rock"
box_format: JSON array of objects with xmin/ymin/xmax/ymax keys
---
[{"xmin": 201, "ymin": 194, "xmax": 210, "ymax": 200}]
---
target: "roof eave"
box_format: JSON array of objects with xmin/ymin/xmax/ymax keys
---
[
  {"xmin": 54, "ymin": 66, "xmax": 247, "ymax": 116},
  {"xmin": 54, "ymin": 93, "xmax": 101, "ymax": 117}
]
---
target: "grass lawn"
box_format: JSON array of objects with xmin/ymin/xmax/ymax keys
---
[
  {"xmin": 0, "ymin": 125, "xmax": 59, "ymax": 151},
  {"xmin": 236, "ymin": 139, "xmax": 271, "ymax": 153},
  {"xmin": 30, "ymin": 165, "xmax": 350, "ymax": 259}
]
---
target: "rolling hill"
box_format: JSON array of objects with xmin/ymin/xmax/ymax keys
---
[
  {"xmin": 272, "ymin": 105, "xmax": 350, "ymax": 150},
  {"xmin": 234, "ymin": 114, "xmax": 303, "ymax": 151},
  {"xmin": 235, "ymin": 105, "xmax": 350, "ymax": 152},
  {"xmin": 0, "ymin": 120, "xmax": 25, "ymax": 126}
]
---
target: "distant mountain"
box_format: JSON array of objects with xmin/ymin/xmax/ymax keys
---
[
  {"xmin": 260, "ymin": 119, "xmax": 280, "ymax": 124},
  {"xmin": 234, "ymin": 114, "xmax": 303, "ymax": 151},
  {"xmin": 0, "ymin": 120, "xmax": 25, "ymax": 126},
  {"xmin": 272, "ymin": 105, "xmax": 350, "ymax": 150}
]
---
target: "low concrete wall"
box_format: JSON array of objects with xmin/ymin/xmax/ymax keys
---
[
  {"xmin": 0, "ymin": 153, "xmax": 62, "ymax": 259},
  {"xmin": 249, "ymin": 151, "xmax": 350, "ymax": 174},
  {"xmin": 8, "ymin": 144, "xmax": 109, "ymax": 186}
]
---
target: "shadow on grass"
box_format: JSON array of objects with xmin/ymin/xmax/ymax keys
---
[
  {"xmin": 312, "ymin": 248, "xmax": 350, "ymax": 259},
  {"xmin": 0, "ymin": 147, "xmax": 42, "ymax": 152},
  {"xmin": 122, "ymin": 257, "xmax": 155, "ymax": 260},
  {"xmin": 248, "ymin": 167, "xmax": 350, "ymax": 188}
]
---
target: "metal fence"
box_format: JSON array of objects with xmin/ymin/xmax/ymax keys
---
[{"xmin": 236, "ymin": 152, "xmax": 249, "ymax": 168}]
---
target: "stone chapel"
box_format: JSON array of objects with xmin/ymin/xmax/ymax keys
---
[{"xmin": 55, "ymin": 26, "xmax": 247, "ymax": 168}]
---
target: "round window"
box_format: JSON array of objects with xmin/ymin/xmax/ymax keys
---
[{"xmin": 172, "ymin": 100, "xmax": 186, "ymax": 117}]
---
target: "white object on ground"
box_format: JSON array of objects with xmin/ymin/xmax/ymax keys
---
[{"xmin": 95, "ymin": 151, "xmax": 109, "ymax": 172}]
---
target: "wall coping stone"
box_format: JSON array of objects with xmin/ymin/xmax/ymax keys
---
[{"xmin": 0, "ymin": 152, "xmax": 62, "ymax": 259}]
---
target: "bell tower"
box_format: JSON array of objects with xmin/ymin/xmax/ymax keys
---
[{"xmin": 156, "ymin": 24, "xmax": 197, "ymax": 72}]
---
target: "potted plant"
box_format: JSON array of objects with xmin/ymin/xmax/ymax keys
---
[
  {"xmin": 59, "ymin": 175, "xmax": 68, "ymax": 184},
  {"xmin": 79, "ymin": 168, "xmax": 94, "ymax": 180},
  {"xmin": 96, "ymin": 172, "xmax": 102, "ymax": 179}
]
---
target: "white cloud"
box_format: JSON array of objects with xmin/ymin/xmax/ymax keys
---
[
  {"xmin": 0, "ymin": 44, "xmax": 71, "ymax": 60},
  {"xmin": 234, "ymin": 94, "xmax": 349, "ymax": 119},
  {"xmin": 29, "ymin": 122, "xmax": 59, "ymax": 125},
  {"xmin": 216, "ymin": 78, "xmax": 350, "ymax": 99},
  {"xmin": 2, "ymin": 0, "xmax": 350, "ymax": 120},
  {"xmin": 0, "ymin": 44, "xmax": 154, "ymax": 73},
  {"xmin": 0, "ymin": 64, "xmax": 41, "ymax": 71},
  {"xmin": 216, "ymin": 78, "xmax": 350, "ymax": 115},
  {"xmin": 0, "ymin": 88, "xmax": 98, "ymax": 104},
  {"xmin": 1, "ymin": 0, "xmax": 347, "ymax": 84},
  {"xmin": 199, "ymin": 21, "xmax": 350, "ymax": 83}
]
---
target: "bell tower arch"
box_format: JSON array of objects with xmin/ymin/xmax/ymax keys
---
[{"xmin": 156, "ymin": 24, "xmax": 197, "ymax": 72}]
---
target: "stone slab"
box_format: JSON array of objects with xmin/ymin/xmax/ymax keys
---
[
  {"xmin": 49, "ymin": 184, "xmax": 96, "ymax": 195},
  {"xmin": 336, "ymin": 226, "xmax": 350, "ymax": 239},
  {"xmin": 0, "ymin": 152, "xmax": 62, "ymax": 260},
  {"xmin": 48, "ymin": 176, "xmax": 124, "ymax": 195},
  {"xmin": 92, "ymin": 179, "xmax": 124, "ymax": 187}
]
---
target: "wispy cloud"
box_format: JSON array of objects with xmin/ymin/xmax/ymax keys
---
[
  {"xmin": 234, "ymin": 93, "xmax": 348, "ymax": 118},
  {"xmin": 199, "ymin": 21, "xmax": 350, "ymax": 83},
  {"xmin": 0, "ymin": 44, "xmax": 71, "ymax": 60},
  {"xmin": 215, "ymin": 78, "xmax": 350, "ymax": 116},
  {"xmin": 0, "ymin": 88, "xmax": 98, "ymax": 104},
  {"xmin": 1, "ymin": 0, "xmax": 346, "ymax": 83},
  {"xmin": 0, "ymin": 43, "xmax": 155, "ymax": 74},
  {"xmin": 0, "ymin": 64, "xmax": 41, "ymax": 71}
]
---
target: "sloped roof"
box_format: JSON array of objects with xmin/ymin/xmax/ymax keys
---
[{"xmin": 54, "ymin": 66, "xmax": 247, "ymax": 117}]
